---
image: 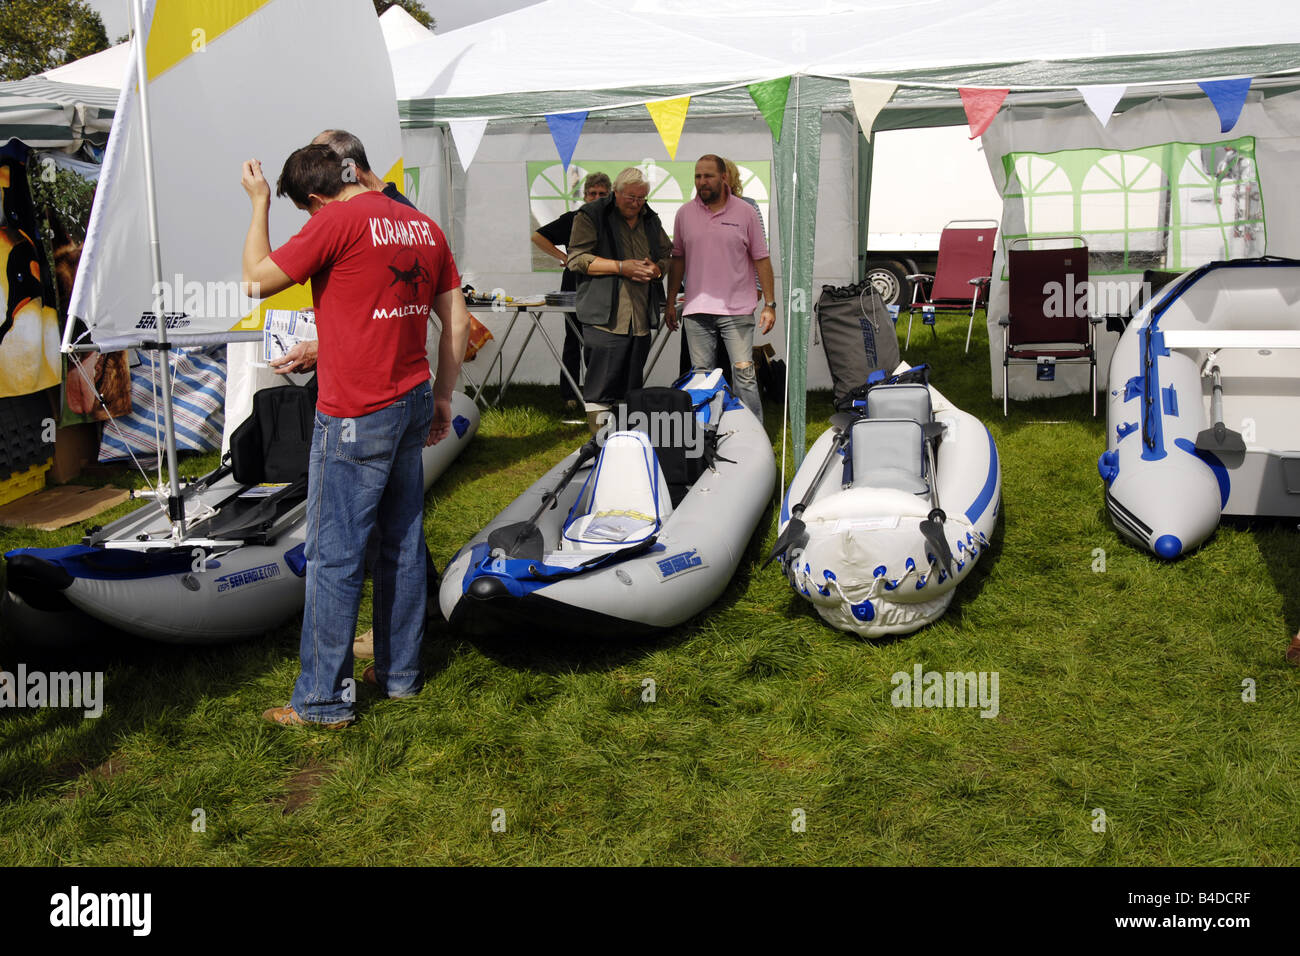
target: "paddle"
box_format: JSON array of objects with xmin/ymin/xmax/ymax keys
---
[
  {"xmin": 918, "ymin": 427, "xmax": 955, "ymax": 577},
  {"xmin": 488, "ymin": 439, "xmax": 600, "ymax": 561},
  {"xmin": 767, "ymin": 426, "xmax": 849, "ymax": 567},
  {"xmin": 1194, "ymin": 364, "xmax": 1246, "ymax": 455}
]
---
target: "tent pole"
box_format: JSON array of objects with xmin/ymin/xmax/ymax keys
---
[
  {"xmin": 130, "ymin": 0, "xmax": 186, "ymax": 537},
  {"xmin": 779, "ymin": 74, "xmax": 802, "ymax": 486}
]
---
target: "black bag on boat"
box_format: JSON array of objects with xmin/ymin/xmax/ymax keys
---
[
  {"xmin": 621, "ymin": 386, "xmax": 706, "ymax": 506},
  {"xmin": 815, "ymin": 280, "xmax": 900, "ymax": 404},
  {"xmin": 229, "ymin": 379, "xmax": 317, "ymax": 485}
]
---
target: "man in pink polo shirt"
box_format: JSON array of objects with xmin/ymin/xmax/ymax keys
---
[{"xmin": 664, "ymin": 153, "xmax": 776, "ymax": 423}]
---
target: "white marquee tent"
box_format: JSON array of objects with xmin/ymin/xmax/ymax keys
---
[{"xmin": 389, "ymin": 0, "xmax": 1300, "ymax": 463}]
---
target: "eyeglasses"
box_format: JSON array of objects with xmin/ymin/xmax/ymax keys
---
[{"xmin": 618, "ymin": 194, "xmax": 648, "ymax": 204}]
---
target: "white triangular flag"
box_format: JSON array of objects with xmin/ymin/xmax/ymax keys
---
[
  {"xmin": 449, "ymin": 119, "xmax": 488, "ymax": 170},
  {"xmin": 1078, "ymin": 85, "xmax": 1126, "ymax": 127},
  {"xmin": 849, "ymin": 79, "xmax": 897, "ymax": 141}
]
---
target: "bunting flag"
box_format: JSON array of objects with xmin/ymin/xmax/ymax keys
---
[
  {"xmin": 545, "ymin": 111, "xmax": 588, "ymax": 171},
  {"xmin": 748, "ymin": 77, "xmax": 791, "ymax": 142},
  {"xmin": 448, "ymin": 119, "xmax": 488, "ymax": 171},
  {"xmin": 646, "ymin": 96, "xmax": 690, "ymax": 160},
  {"xmin": 1198, "ymin": 78, "xmax": 1252, "ymax": 133},
  {"xmin": 1078, "ymin": 84, "xmax": 1126, "ymax": 127},
  {"xmin": 959, "ymin": 87, "xmax": 1009, "ymax": 139},
  {"xmin": 848, "ymin": 79, "xmax": 897, "ymax": 141}
]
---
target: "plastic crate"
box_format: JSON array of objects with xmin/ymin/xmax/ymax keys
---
[{"xmin": 0, "ymin": 459, "xmax": 51, "ymax": 508}]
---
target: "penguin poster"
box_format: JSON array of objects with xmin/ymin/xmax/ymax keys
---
[{"xmin": 0, "ymin": 141, "xmax": 61, "ymax": 399}]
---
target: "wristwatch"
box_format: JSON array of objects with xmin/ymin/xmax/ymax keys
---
[{"xmin": 764, "ymin": 300, "xmax": 776, "ymax": 308}]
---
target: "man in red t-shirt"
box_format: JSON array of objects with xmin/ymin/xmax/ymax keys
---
[{"xmin": 240, "ymin": 143, "xmax": 469, "ymax": 728}]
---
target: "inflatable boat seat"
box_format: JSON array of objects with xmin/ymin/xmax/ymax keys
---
[
  {"xmin": 865, "ymin": 383, "xmax": 932, "ymax": 424},
  {"xmin": 229, "ymin": 382, "xmax": 315, "ymax": 484},
  {"xmin": 623, "ymin": 385, "xmax": 707, "ymax": 506},
  {"xmin": 561, "ymin": 431, "xmax": 673, "ymax": 553},
  {"xmin": 847, "ymin": 418, "xmax": 929, "ymax": 495}
]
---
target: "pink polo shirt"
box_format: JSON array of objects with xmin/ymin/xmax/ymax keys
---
[{"xmin": 672, "ymin": 193, "xmax": 769, "ymax": 316}]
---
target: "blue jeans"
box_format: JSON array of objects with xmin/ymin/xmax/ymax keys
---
[
  {"xmin": 683, "ymin": 313, "xmax": 763, "ymax": 424},
  {"xmin": 291, "ymin": 381, "xmax": 434, "ymax": 723}
]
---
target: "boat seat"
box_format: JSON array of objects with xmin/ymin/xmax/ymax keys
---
[
  {"xmin": 865, "ymin": 382, "xmax": 933, "ymax": 423},
  {"xmin": 228, "ymin": 380, "xmax": 316, "ymax": 484},
  {"xmin": 623, "ymin": 383, "xmax": 707, "ymax": 506},
  {"xmin": 561, "ymin": 431, "xmax": 672, "ymax": 553},
  {"xmin": 847, "ymin": 417, "xmax": 929, "ymax": 495}
]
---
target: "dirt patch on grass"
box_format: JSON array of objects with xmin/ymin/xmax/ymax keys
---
[
  {"xmin": 61, "ymin": 756, "xmax": 129, "ymax": 800},
  {"xmin": 280, "ymin": 760, "xmax": 333, "ymax": 815}
]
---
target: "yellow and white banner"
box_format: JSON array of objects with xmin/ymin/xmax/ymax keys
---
[{"xmin": 68, "ymin": 0, "xmax": 404, "ymax": 345}]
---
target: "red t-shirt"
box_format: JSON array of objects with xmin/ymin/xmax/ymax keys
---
[{"xmin": 269, "ymin": 190, "xmax": 460, "ymax": 418}]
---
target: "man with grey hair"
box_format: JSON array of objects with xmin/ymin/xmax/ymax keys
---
[
  {"xmin": 312, "ymin": 128, "xmax": 413, "ymax": 210},
  {"xmin": 566, "ymin": 167, "xmax": 671, "ymax": 434}
]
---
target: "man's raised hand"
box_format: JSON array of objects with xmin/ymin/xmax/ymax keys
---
[{"xmin": 241, "ymin": 159, "xmax": 270, "ymax": 203}]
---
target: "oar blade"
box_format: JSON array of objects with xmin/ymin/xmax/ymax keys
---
[
  {"xmin": 919, "ymin": 511, "xmax": 955, "ymax": 577},
  {"xmin": 487, "ymin": 521, "xmax": 545, "ymax": 562},
  {"xmin": 767, "ymin": 516, "xmax": 808, "ymax": 567},
  {"xmin": 1194, "ymin": 424, "xmax": 1246, "ymax": 455}
]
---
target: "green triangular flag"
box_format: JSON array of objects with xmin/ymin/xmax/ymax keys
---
[{"xmin": 748, "ymin": 77, "xmax": 791, "ymax": 142}]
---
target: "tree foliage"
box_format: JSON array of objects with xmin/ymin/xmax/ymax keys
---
[
  {"xmin": 0, "ymin": 0, "xmax": 110, "ymax": 81},
  {"xmin": 374, "ymin": 0, "xmax": 435, "ymax": 30}
]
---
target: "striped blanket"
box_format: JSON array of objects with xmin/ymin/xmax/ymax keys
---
[{"xmin": 97, "ymin": 346, "xmax": 226, "ymax": 463}]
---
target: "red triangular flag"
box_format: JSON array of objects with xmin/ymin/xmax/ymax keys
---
[{"xmin": 959, "ymin": 87, "xmax": 1009, "ymax": 139}]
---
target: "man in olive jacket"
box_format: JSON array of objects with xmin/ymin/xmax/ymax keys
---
[{"xmin": 565, "ymin": 166, "xmax": 671, "ymax": 434}]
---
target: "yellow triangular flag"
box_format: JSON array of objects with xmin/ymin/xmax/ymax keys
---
[
  {"xmin": 849, "ymin": 79, "xmax": 897, "ymax": 142},
  {"xmin": 646, "ymin": 96, "xmax": 690, "ymax": 160}
]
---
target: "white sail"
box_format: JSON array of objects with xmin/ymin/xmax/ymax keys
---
[{"xmin": 67, "ymin": 0, "xmax": 404, "ymax": 348}]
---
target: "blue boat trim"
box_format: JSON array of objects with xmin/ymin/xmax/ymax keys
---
[
  {"xmin": 963, "ymin": 427, "xmax": 999, "ymax": 525},
  {"xmin": 1174, "ymin": 437, "xmax": 1230, "ymax": 509}
]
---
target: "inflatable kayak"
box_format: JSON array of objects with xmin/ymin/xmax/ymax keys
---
[
  {"xmin": 770, "ymin": 364, "xmax": 1001, "ymax": 637},
  {"xmin": 1099, "ymin": 257, "xmax": 1300, "ymax": 559},
  {"xmin": 3, "ymin": 387, "xmax": 479, "ymax": 644},
  {"xmin": 440, "ymin": 370, "xmax": 776, "ymax": 637}
]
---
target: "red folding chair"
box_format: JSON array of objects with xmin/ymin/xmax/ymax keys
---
[
  {"xmin": 998, "ymin": 236, "xmax": 1102, "ymax": 417},
  {"xmin": 905, "ymin": 219, "xmax": 998, "ymax": 352}
]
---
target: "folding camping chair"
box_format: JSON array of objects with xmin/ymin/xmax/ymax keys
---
[
  {"xmin": 998, "ymin": 236, "xmax": 1102, "ymax": 417},
  {"xmin": 905, "ymin": 219, "xmax": 998, "ymax": 352}
]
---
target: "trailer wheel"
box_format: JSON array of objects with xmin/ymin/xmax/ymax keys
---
[{"xmin": 863, "ymin": 260, "xmax": 909, "ymax": 307}]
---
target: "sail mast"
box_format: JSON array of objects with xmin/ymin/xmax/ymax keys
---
[{"xmin": 130, "ymin": 0, "xmax": 186, "ymax": 535}]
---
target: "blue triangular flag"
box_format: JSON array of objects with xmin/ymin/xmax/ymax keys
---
[
  {"xmin": 545, "ymin": 111, "xmax": 588, "ymax": 172},
  {"xmin": 1198, "ymin": 79, "xmax": 1251, "ymax": 133}
]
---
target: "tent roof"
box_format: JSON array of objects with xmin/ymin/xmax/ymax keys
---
[
  {"xmin": 379, "ymin": 4, "xmax": 435, "ymax": 51},
  {"xmin": 392, "ymin": 0, "xmax": 1300, "ymax": 124},
  {"xmin": 41, "ymin": 41, "xmax": 131, "ymax": 88}
]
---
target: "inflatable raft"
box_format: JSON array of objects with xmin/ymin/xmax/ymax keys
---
[
  {"xmin": 1099, "ymin": 257, "xmax": 1300, "ymax": 559},
  {"xmin": 771, "ymin": 365, "xmax": 1001, "ymax": 637},
  {"xmin": 440, "ymin": 370, "xmax": 776, "ymax": 637},
  {"xmin": 3, "ymin": 388, "xmax": 479, "ymax": 644}
]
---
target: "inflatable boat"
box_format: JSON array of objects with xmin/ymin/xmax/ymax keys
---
[
  {"xmin": 770, "ymin": 364, "xmax": 1000, "ymax": 637},
  {"xmin": 3, "ymin": 388, "xmax": 479, "ymax": 644},
  {"xmin": 1099, "ymin": 258, "xmax": 1300, "ymax": 559},
  {"xmin": 440, "ymin": 370, "xmax": 776, "ymax": 637}
]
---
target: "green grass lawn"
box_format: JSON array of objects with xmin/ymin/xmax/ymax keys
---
[{"xmin": 1, "ymin": 311, "xmax": 1298, "ymax": 866}]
